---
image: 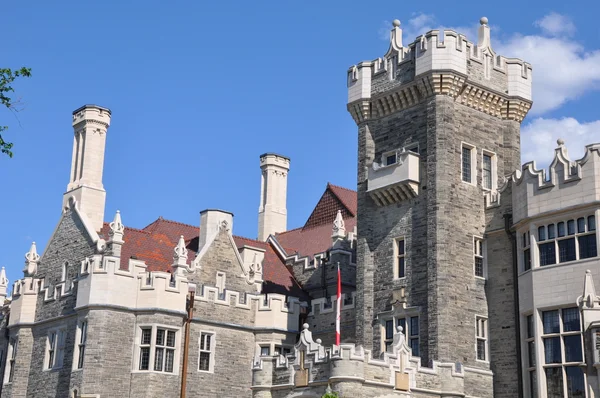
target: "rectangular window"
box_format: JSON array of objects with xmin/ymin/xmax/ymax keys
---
[
  {"xmin": 77, "ymin": 321, "xmax": 87, "ymax": 369},
  {"xmin": 138, "ymin": 326, "xmax": 177, "ymax": 373},
  {"xmin": 482, "ymin": 154, "xmax": 492, "ymax": 189},
  {"xmin": 154, "ymin": 329, "xmax": 176, "ymax": 372},
  {"xmin": 525, "ymin": 314, "xmax": 537, "ymax": 397},
  {"xmin": 199, "ymin": 332, "xmax": 214, "ymax": 372},
  {"xmin": 384, "ymin": 320, "xmax": 394, "ymax": 352},
  {"xmin": 6, "ymin": 338, "xmax": 17, "ymax": 383},
  {"xmin": 139, "ymin": 328, "xmax": 152, "ymax": 370},
  {"xmin": 47, "ymin": 331, "xmax": 56, "ymax": 369},
  {"xmin": 395, "ymin": 238, "xmax": 405, "ymax": 279},
  {"xmin": 385, "ymin": 153, "xmax": 397, "ymax": 166},
  {"xmin": 476, "ymin": 317, "xmax": 488, "ymax": 361},
  {"xmin": 523, "ymin": 231, "xmax": 531, "ymax": 271},
  {"xmin": 260, "ymin": 346, "xmax": 270, "ymax": 357},
  {"xmin": 462, "ymin": 146, "xmax": 473, "ymax": 183},
  {"xmin": 541, "ymin": 307, "xmax": 585, "ymax": 398},
  {"xmin": 409, "ymin": 316, "xmax": 419, "ymax": 357},
  {"xmin": 45, "ymin": 329, "xmax": 66, "ymax": 370},
  {"xmin": 474, "ymin": 237, "xmax": 485, "ymax": 278},
  {"xmin": 538, "ymin": 215, "xmax": 597, "ymax": 267}
]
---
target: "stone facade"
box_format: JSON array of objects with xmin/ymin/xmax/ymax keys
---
[{"xmin": 2, "ymin": 14, "xmax": 600, "ymax": 398}]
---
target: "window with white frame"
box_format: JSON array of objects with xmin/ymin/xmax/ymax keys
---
[
  {"xmin": 260, "ymin": 345, "xmax": 271, "ymax": 357},
  {"xmin": 541, "ymin": 307, "xmax": 585, "ymax": 398},
  {"xmin": 395, "ymin": 238, "xmax": 406, "ymax": 279},
  {"xmin": 476, "ymin": 317, "xmax": 488, "ymax": 361},
  {"xmin": 198, "ymin": 332, "xmax": 214, "ymax": 372},
  {"xmin": 137, "ymin": 326, "xmax": 177, "ymax": 373},
  {"xmin": 525, "ymin": 314, "xmax": 537, "ymax": 398},
  {"xmin": 397, "ymin": 316, "xmax": 419, "ymax": 356},
  {"xmin": 461, "ymin": 144, "xmax": 476, "ymax": 184},
  {"xmin": 383, "ymin": 150, "xmax": 397, "ymax": 166},
  {"xmin": 474, "ymin": 237, "xmax": 485, "ymax": 278},
  {"xmin": 75, "ymin": 320, "xmax": 87, "ymax": 369},
  {"xmin": 482, "ymin": 151, "xmax": 496, "ymax": 190},
  {"xmin": 46, "ymin": 329, "xmax": 66, "ymax": 370},
  {"xmin": 5, "ymin": 338, "xmax": 17, "ymax": 383},
  {"xmin": 538, "ymin": 215, "xmax": 597, "ymax": 267},
  {"xmin": 522, "ymin": 231, "xmax": 531, "ymax": 271}
]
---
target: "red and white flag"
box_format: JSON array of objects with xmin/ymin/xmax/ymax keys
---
[{"xmin": 336, "ymin": 262, "xmax": 341, "ymax": 346}]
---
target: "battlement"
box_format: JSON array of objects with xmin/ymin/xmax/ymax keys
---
[
  {"xmin": 486, "ymin": 141, "xmax": 600, "ymax": 222},
  {"xmin": 251, "ymin": 324, "xmax": 493, "ymax": 397},
  {"xmin": 347, "ymin": 18, "xmax": 532, "ymax": 124}
]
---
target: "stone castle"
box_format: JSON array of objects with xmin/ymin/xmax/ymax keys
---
[{"xmin": 0, "ymin": 16, "xmax": 599, "ymax": 398}]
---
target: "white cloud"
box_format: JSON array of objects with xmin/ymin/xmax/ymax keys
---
[
  {"xmin": 496, "ymin": 34, "xmax": 600, "ymax": 115},
  {"xmin": 534, "ymin": 13, "xmax": 576, "ymax": 37},
  {"xmin": 521, "ymin": 117, "xmax": 600, "ymax": 167}
]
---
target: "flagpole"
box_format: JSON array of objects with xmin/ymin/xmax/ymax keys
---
[{"xmin": 336, "ymin": 262, "xmax": 341, "ymax": 346}]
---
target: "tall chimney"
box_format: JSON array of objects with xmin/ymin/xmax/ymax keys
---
[
  {"xmin": 62, "ymin": 105, "xmax": 111, "ymax": 232},
  {"xmin": 257, "ymin": 153, "xmax": 290, "ymax": 241}
]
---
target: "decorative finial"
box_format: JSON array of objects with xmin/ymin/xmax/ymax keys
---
[
  {"xmin": 392, "ymin": 19, "xmax": 401, "ymax": 28},
  {"xmin": 24, "ymin": 241, "xmax": 40, "ymax": 276},
  {"xmin": 332, "ymin": 210, "xmax": 346, "ymax": 240},
  {"xmin": 173, "ymin": 235, "xmax": 189, "ymax": 267},
  {"xmin": 397, "ymin": 325, "xmax": 404, "ymax": 333},
  {"xmin": 0, "ymin": 267, "xmax": 8, "ymax": 287},
  {"xmin": 303, "ymin": 323, "xmax": 309, "ymax": 330},
  {"xmin": 557, "ymin": 138, "xmax": 565, "ymax": 146},
  {"xmin": 109, "ymin": 210, "xmax": 124, "ymax": 237},
  {"xmin": 316, "ymin": 338, "xmax": 322, "ymax": 344},
  {"xmin": 480, "ymin": 17, "xmax": 488, "ymax": 25}
]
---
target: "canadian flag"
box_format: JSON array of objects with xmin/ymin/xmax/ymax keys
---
[{"xmin": 336, "ymin": 262, "xmax": 341, "ymax": 346}]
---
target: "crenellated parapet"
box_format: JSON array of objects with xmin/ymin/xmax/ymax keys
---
[
  {"xmin": 251, "ymin": 324, "xmax": 493, "ymax": 397},
  {"xmin": 485, "ymin": 140, "xmax": 600, "ymax": 222},
  {"xmin": 347, "ymin": 17, "xmax": 532, "ymax": 125}
]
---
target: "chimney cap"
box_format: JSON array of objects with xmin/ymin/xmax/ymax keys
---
[
  {"xmin": 199, "ymin": 209, "xmax": 234, "ymax": 216},
  {"xmin": 72, "ymin": 104, "xmax": 112, "ymax": 116},
  {"xmin": 259, "ymin": 152, "xmax": 290, "ymax": 162}
]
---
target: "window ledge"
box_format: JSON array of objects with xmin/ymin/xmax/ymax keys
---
[
  {"xmin": 130, "ymin": 370, "xmax": 179, "ymax": 376},
  {"xmin": 197, "ymin": 369, "xmax": 214, "ymax": 374}
]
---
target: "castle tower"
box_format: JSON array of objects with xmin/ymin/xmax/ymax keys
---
[
  {"xmin": 347, "ymin": 18, "xmax": 532, "ymax": 396},
  {"xmin": 257, "ymin": 153, "xmax": 290, "ymax": 241},
  {"xmin": 62, "ymin": 104, "xmax": 112, "ymax": 232}
]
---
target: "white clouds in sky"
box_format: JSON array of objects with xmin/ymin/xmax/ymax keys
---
[
  {"xmin": 521, "ymin": 118, "xmax": 600, "ymax": 167},
  {"xmin": 379, "ymin": 12, "xmax": 600, "ymax": 168},
  {"xmin": 534, "ymin": 12, "xmax": 576, "ymax": 37}
]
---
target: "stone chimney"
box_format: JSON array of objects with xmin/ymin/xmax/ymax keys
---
[
  {"xmin": 199, "ymin": 209, "xmax": 234, "ymax": 252},
  {"xmin": 257, "ymin": 153, "xmax": 290, "ymax": 241},
  {"xmin": 62, "ymin": 104, "xmax": 112, "ymax": 232}
]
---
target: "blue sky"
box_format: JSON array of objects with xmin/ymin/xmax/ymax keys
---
[{"xmin": 2, "ymin": 0, "xmax": 600, "ymax": 289}]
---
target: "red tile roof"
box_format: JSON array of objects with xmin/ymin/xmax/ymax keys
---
[
  {"xmin": 276, "ymin": 183, "xmax": 357, "ymax": 259},
  {"xmin": 100, "ymin": 217, "xmax": 306, "ymax": 299}
]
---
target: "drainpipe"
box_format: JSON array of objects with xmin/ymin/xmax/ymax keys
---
[
  {"xmin": 180, "ymin": 283, "xmax": 197, "ymax": 398},
  {"xmin": 504, "ymin": 214, "xmax": 523, "ymax": 398}
]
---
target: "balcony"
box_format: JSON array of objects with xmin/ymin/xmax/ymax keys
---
[{"xmin": 367, "ymin": 151, "xmax": 420, "ymax": 206}]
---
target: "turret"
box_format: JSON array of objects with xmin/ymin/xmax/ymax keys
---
[
  {"xmin": 257, "ymin": 153, "xmax": 290, "ymax": 241},
  {"xmin": 62, "ymin": 104, "xmax": 112, "ymax": 232}
]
